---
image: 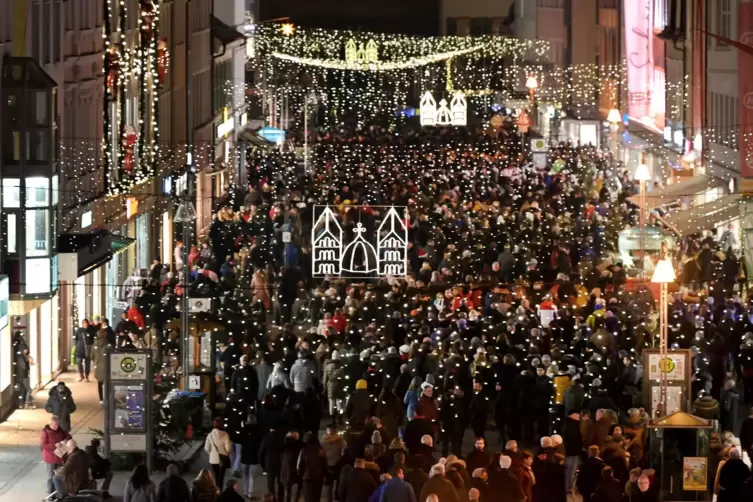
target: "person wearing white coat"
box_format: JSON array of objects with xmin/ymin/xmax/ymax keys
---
[{"xmin": 205, "ymin": 419, "xmax": 232, "ymax": 488}]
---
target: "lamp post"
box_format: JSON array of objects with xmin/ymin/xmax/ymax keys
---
[
  {"xmin": 607, "ymin": 108, "xmax": 621, "ymax": 154},
  {"xmin": 526, "ymin": 75, "xmax": 538, "ymax": 129},
  {"xmin": 304, "ymin": 92, "xmax": 317, "ymax": 175},
  {"xmin": 651, "ymin": 256, "xmax": 676, "ymax": 416},
  {"xmin": 635, "ymin": 160, "xmax": 651, "ymax": 280},
  {"xmin": 174, "ymin": 196, "xmax": 197, "ymax": 385}
]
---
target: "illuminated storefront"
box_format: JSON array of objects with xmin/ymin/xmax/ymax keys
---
[{"xmin": 0, "ymin": 58, "xmax": 61, "ymax": 419}]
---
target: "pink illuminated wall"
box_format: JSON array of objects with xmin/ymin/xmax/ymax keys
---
[{"xmin": 623, "ymin": 0, "xmax": 666, "ymax": 132}]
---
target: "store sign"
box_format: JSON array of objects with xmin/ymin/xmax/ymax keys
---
[
  {"xmin": 312, "ymin": 205, "xmax": 408, "ymax": 278},
  {"xmin": 110, "ymin": 352, "xmax": 148, "ymax": 379},
  {"xmin": 126, "ymin": 197, "xmax": 139, "ymax": 219},
  {"xmin": 623, "ymin": 0, "xmax": 665, "ymax": 132},
  {"xmin": 739, "ymin": 4, "xmax": 753, "ymax": 178},
  {"xmin": 258, "ymin": 126, "xmax": 286, "ymax": 145},
  {"xmin": 0, "ymin": 276, "xmax": 9, "ymax": 330},
  {"xmin": 81, "ymin": 210, "xmax": 92, "ymax": 229},
  {"xmin": 216, "ymin": 107, "xmax": 234, "ymax": 138}
]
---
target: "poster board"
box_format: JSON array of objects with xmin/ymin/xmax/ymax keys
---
[
  {"xmin": 105, "ymin": 350, "xmax": 153, "ymax": 471},
  {"xmin": 682, "ymin": 457, "xmax": 708, "ymax": 491}
]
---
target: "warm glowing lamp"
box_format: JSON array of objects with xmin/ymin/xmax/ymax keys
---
[
  {"xmin": 651, "ymin": 259, "xmax": 676, "ymax": 283},
  {"xmin": 525, "ymin": 75, "xmax": 538, "ymax": 90},
  {"xmin": 607, "ymin": 108, "xmax": 621, "ymax": 124},
  {"xmin": 634, "ymin": 163, "xmax": 651, "ymax": 182}
]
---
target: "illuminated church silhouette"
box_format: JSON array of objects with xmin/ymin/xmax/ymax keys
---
[
  {"xmin": 377, "ymin": 207, "xmax": 408, "ymax": 275},
  {"xmin": 312, "ymin": 206, "xmax": 408, "ymax": 277}
]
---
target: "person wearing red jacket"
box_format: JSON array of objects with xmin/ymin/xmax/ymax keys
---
[
  {"xmin": 330, "ymin": 308, "xmax": 348, "ymax": 334},
  {"xmin": 41, "ymin": 416, "xmax": 72, "ymax": 495},
  {"xmin": 127, "ymin": 305, "xmax": 146, "ymax": 330}
]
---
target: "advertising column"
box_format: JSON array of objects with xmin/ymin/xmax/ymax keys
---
[{"xmin": 105, "ymin": 350, "xmax": 153, "ymax": 471}]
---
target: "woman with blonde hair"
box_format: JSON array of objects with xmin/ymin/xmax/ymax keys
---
[
  {"xmin": 191, "ymin": 468, "xmax": 219, "ymax": 502},
  {"xmin": 204, "ymin": 418, "xmax": 232, "ymax": 488}
]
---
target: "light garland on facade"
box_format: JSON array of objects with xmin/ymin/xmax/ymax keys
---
[{"xmin": 102, "ymin": 0, "xmax": 160, "ymax": 196}]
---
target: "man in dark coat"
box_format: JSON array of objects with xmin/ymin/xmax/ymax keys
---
[
  {"xmin": 419, "ymin": 465, "xmax": 460, "ymax": 502},
  {"xmin": 230, "ymin": 355, "xmax": 260, "ymax": 413},
  {"xmin": 591, "ymin": 466, "xmax": 623, "ymax": 502},
  {"xmin": 258, "ymin": 424, "xmax": 288, "ymax": 502},
  {"xmin": 440, "ymin": 387, "xmax": 467, "ymax": 456},
  {"xmin": 563, "ymin": 412, "xmax": 584, "ymax": 492},
  {"xmin": 45, "ymin": 382, "xmax": 77, "ymax": 432},
  {"xmin": 717, "ymin": 448, "xmax": 751, "ymax": 502},
  {"xmin": 577, "ymin": 446, "xmax": 605, "ymax": 502},
  {"xmin": 157, "ymin": 463, "xmax": 191, "ymax": 502},
  {"xmin": 407, "ymin": 435, "xmax": 436, "ymax": 474},
  {"xmin": 487, "ymin": 455, "xmax": 523, "ymax": 502},
  {"xmin": 339, "ymin": 458, "xmax": 378, "ymax": 502},
  {"xmin": 280, "ymin": 432, "xmax": 304, "ymax": 502},
  {"xmin": 468, "ymin": 381, "xmax": 490, "ymax": 440},
  {"xmin": 466, "ymin": 437, "xmax": 492, "ymax": 475}
]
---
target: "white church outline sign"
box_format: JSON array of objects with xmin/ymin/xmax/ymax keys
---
[{"xmin": 312, "ymin": 205, "xmax": 408, "ymax": 278}]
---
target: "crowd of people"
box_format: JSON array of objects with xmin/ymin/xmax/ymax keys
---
[{"xmin": 35, "ymin": 123, "xmax": 753, "ymax": 501}]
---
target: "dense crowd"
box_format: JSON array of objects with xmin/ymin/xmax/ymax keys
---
[{"xmin": 46, "ymin": 124, "xmax": 753, "ymax": 502}]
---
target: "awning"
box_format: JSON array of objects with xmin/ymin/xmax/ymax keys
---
[
  {"xmin": 59, "ymin": 231, "xmax": 136, "ymax": 277},
  {"xmin": 212, "ymin": 16, "xmax": 245, "ymax": 46},
  {"xmin": 238, "ymin": 129, "xmax": 273, "ymax": 148},
  {"xmin": 628, "ymin": 175, "xmax": 725, "ymax": 211},
  {"xmin": 111, "ymin": 235, "xmax": 136, "ymax": 255},
  {"xmin": 664, "ymin": 194, "xmax": 741, "ymax": 236}
]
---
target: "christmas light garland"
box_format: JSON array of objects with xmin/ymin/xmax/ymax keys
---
[{"xmin": 102, "ymin": 0, "xmax": 160, "ymax": 196}]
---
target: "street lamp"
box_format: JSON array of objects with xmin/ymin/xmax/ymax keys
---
[
  {"xmin": 635, "ymin": 160, "xmax": 650, "ymax": 279},
  {"xmin": 607, "ymin": 108, "xmax": 622, "ymax": 126},
  {"xmin": 174, "ymin": 197, "xmax": 196, "ymax": 385},
  {"xmin": 651, "ymin": 257, "xmax": 676, "ymax": 416},
  {"xmin": 607, "ymin": 108, "xmax": 622, "ymax": 155},
  {"xmin": 526, "ymin": 76, "xmax": 538, "ymax": 129},
  {"xmin": 304, "ymin": 92, "xmax": 317, "ymax": 175}
]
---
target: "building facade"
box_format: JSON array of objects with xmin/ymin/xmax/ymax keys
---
[{"xmin": 0, "ymin": 0, "xmax": 221, "ymax": 421}]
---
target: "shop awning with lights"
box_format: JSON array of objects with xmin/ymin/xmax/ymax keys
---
[
  {"xmin": 628, "ymin": 175, "xmax": 725, "ymax": 211},
  {"xmin": 59, "ymin": 231, "xmax": 136, "ymax": 278},
  {"xmin": 663, "ymin": 194, "xmax": 741, "ymax": 237},
  {"xmin": 238, "ymin": 129, "xmax": 274, "ymax": 148}
]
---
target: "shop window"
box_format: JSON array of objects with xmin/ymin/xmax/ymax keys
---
[
  {"xmin": 51, "ymin": 175, "xmax": 59, "ymax": 206},
  {"xmin": 31, "ymin": 90, "xmax": 49, "ymax": 126},
  {"xmin": 6, "ymin": 214, "xmax": 17, "ymax": 254},
  {"xmin": 0, "ymin": 327, "xmax": 10, "ymax": 392},
  {"xmin": 2, "ymin": 178, "xmax": 20, "ymax": 207},
  {"xmin": 26, "ymin": 209, "xmax": 50, "ymax": 256},
  {"xmin": 26, "ymin": 177, "xmax": 50, "ymax": 207},
  {"xmin": 26, "ymin": 257, "xmax": 51, "ymax": 294}
]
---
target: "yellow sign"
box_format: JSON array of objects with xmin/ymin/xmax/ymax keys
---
[
  {"xmin": 126, "ymin": 197, "xmax": 139, "ymax": 220},
  {"xmin": 659, "ymin": 357, "xmax": 676, "ymax": 373},
  {"xmin": 120, "ymin": 356, "xmax": 137, "ymax": 373}
]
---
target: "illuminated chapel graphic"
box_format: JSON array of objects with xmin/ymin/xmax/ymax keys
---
[{"xmin": 312, "ymin": 206, "xmax": 408, "ymax": 277}]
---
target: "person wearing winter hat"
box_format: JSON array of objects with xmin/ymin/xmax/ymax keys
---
[{"xmin": 346, "ymin": 379, "xmax": 373, "ymax": 431}]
